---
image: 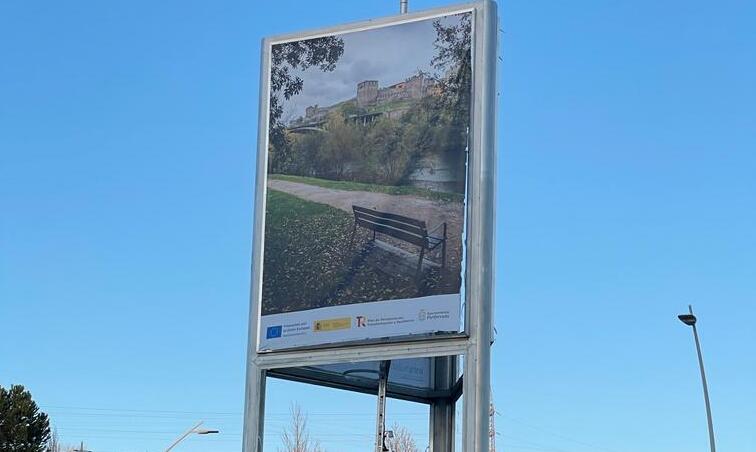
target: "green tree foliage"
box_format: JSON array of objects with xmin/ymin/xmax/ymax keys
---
[
  {"xmin": 290, "ymin": 131, "xmax": 326, "ymax": 176},
  {"xmin": 0, "ymin": 385, "xmax": 51, "ymax": 452},
  {"xmin": 432, "ymin": 13, "xmax": 472, "ymax": 191},
  {"xmin": 322, "ymin": 114, "xmax": 362, "ymax": 179},
  {"xmin": 269, "ymin": 37, "xmax": 344, "ymax": 173},
  {"xmin": 365, "ymin": 117, "xmax": 407, "ymax": 184},
  {"xmin": 432, "ymin": 13, "xmax": 472, "ymax": 122}
]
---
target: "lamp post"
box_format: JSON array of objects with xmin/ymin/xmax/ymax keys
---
[
  {"xmin": 165, "ymin": 421, "xmax": 219, "ymax": 452},
  {"xmin": 678, "ymin": 305, "xmax": 716, "ymax": 452}
]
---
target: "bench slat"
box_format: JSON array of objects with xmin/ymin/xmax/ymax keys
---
[
  {"xmin": 354, "ymin": 210, "xmax": 427, "ymax": 238},
  {"xmin": 355, "ymin": 218, "xmax": 428, "ymax": 248},
  {"xmin": 352, "ymin": 205, "xmax": 426, "ymax": 229}
]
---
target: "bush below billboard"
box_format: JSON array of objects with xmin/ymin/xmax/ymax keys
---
[{"xmin": 257, "ymin": 9, "xmax": 472, "ymax": 351}]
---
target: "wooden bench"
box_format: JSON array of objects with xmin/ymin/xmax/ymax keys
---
[{"xmin": 351, "ymin": 205, "xmax": 447, "ymax": 280}]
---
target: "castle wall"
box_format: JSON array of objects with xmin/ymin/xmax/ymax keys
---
[
  {"xmin": 373, "ymin": 74, "xmax": 434, "ymax": 104},
  {"xmin": 294, "ymin": 74, "xmax": 437, "ymax": 128}
]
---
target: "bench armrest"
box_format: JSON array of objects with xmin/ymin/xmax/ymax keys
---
[{"xmin": 427, "ymin": 222, "xmax": 447, "ymax": 239}]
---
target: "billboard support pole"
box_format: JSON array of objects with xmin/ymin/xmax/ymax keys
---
[
  {"xmin": 375, "ymin": 360, "xmax": 391, "ymax": 452},
  {"xmin": 463, "ymin": 1, "xmax": 497, "ymax": 451},
  {"xmin": 430, "ymin": 356, "xmax": 455, "ymax": 452}
]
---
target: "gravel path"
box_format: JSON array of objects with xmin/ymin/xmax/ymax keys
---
[{"xmin": 267, "ymin": 179, "xmax": 464, "ymax": 268}]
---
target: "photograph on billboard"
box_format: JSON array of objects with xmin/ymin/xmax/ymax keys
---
[{"xmin": 258, "ymin": 10, "xmax": 473, "ymax": 351}]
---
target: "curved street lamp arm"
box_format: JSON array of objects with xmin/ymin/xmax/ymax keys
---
[{"xmin": 165, "ymin": 421, "xmax": 204, "ymax": 452}]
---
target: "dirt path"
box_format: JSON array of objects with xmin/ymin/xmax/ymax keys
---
[{"xmin": 267, "ymin": 179, "xmax": 465, "ymax": 268}]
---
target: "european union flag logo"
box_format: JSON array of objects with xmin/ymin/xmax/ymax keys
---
[{"xmin": 266, "ymin": 325, "xmax": 283, "ymax": 339}]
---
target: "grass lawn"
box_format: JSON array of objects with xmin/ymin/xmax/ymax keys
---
[
  {"xmin": 269, "ymin": 174, "xmax": 464, "ymax": 203},
  {"xmin": 262, "ymin": 190, "xmax": 453, "ymax": 315}
]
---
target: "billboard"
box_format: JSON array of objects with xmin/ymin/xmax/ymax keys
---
[{"xmin": 256, "ymin": 9, "xmax": 474, "ymax": 351}]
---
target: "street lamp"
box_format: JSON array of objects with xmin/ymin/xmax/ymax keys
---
[
  {"xmin": 165, "ymin": 421, "xmax": 219, "ymax": 452},
  {"xmin": 678, "ymin": 305, "xmax": 716, "ymax": 452}
]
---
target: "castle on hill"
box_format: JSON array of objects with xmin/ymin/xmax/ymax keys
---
[
  {"xmin": 289, "ymin": 73, "xmax": 437, "ymax": 128},
  {"xmin": 356, "ymin": 72, "xmax": 437, "ymax": 108}
]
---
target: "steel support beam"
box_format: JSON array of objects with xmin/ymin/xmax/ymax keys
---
[
  {"xmin": 430, "ymin": 356, "xmax": 456, "ymax": 452},
  {"xmin": 462, "ymin": 1, "xmax": 498, "ymax": 451},
  {"xmin": 375, "ymin": 361, "xmax": 392, "ymax": 452},
  {"xmin": 255, "ymin": 335, "xmax": 469, "ymax": 369}
]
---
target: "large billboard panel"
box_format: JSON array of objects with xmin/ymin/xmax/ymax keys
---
[{"xmin": 256, "ymin": 9, "xmax": 474, "ymax": 351}]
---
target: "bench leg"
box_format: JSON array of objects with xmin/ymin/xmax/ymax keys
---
[
  {"xmin": 416, "ymin": 246, "xmax": 426, "ymax": 282},
  {"xmin": 348, "ymin": 223, "xmax": 357, "ymax": 250},
  {"xmin": 441, "ymin": 223, "xmax": 447, "ymax": 268}
]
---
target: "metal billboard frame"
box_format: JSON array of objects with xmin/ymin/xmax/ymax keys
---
[{"xmin": 243, "ymin": 1, "xmax": 497, "ymax": 450}]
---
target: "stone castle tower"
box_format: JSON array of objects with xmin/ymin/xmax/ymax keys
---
[{"xmin": 356, "ymin": 80, "xmax": 379, "ymax": 107}]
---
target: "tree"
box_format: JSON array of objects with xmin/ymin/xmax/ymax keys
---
[
  {"xmin": 278, "ymin": 404, "xmax": 325, "ymax": 452},
  {"xmin": 321, "ymin": 113, "xmax": 361, "ymax": 179},
  {"xmin": 290, "ymin": 131, "xmax": 325, "ymax": 176},
  {"xmin": 0, "ymin": 385, "xmax": 51, "ymax": 452},
  {"xmin": 365, "ymin": 118, "xmax": 408, "ymax": 184},
  {"xmin": 46, "ymin": 429, "xmax": 61, "ymax": 452},
  {"xmin": 388, "ymin": 423, "xmax": 418, "ymax": 452},
  {"xmin": 431, "ymin": 13, "xmax": 473, "ymax": 192},
  {"xmin": 432, "ymin": 13, "xmax": 472, "ymax": 122},
  {"xmin": 269, "ymin": 37, "xmax": 344, "ymax": 173}
]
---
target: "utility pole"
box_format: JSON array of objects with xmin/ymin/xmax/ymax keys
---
[{"xmin": 400, "ymin": 0, "xmax": 408, "ymax": 14}]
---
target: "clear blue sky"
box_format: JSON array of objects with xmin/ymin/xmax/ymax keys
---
[{"xmin": 1, "ymin": 0, "xmax": 755, "ymax": 451}]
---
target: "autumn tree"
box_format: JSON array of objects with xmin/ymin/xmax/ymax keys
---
[
  {"xmin": 278, "ymin": 404, "xmax": 325, "ymax": 452},
  {"xmin": 0, "ymin": 385, "xmax": 51, "ymax": 452}
]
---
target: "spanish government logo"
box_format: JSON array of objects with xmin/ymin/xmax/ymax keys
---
[{"xmin": 313, "ymin": 317, "xmax": 351, "ymax": 332}]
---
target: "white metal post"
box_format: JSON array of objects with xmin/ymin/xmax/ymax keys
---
[
  {"xmin": 375, "ymin": 361, "xmax": 391, "ymax": 452},
  {"xmin": 430, "ymin": 356, "xmax": 456, "ymax": 452},
  {"xmin": 242, "ymin": 35, "xmax": 272, "ymax": 452},
  {"xmin": 463, "ymin": 1, "xmax": 498, "ymax": 451}
]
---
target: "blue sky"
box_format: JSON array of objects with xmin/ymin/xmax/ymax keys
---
[{"xmin": 1, "ymin": 0, "xmax": 755, "ymax": 451}]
